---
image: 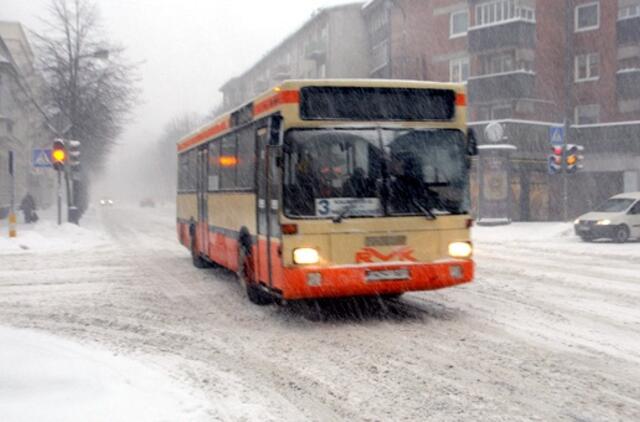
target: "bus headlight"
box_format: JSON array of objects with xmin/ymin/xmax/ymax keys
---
[
  {"xmin": 293, "ymin": 248, "xmax": 320, "ymax": 265},
  {"xmin": 449, "ymin": 242, "xmax": 472, "ymax": 258}
]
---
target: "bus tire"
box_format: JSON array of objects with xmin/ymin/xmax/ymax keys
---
[
  {"xmin": 190, "ymin": 225, "xmax": 208, "ymax": 269},
  {"xmin": 237, "ymin": 242, "xmax": 272, "ymax": 306}
]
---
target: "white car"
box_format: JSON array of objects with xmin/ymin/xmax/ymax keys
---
[{"xmin": 574, "ymin": 192, "xmax": 640, "ymax": 243}]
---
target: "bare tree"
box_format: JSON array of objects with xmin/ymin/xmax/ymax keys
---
[
  {"xmin": 154, "ymin": 113, "xmax": 203, "ymax": 199},
  {"xmin": 33, "ymin": 0, "xmax": 139, "ymax": 171}
]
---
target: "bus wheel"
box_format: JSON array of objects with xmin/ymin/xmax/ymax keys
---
[
  {"xmin": 190, "ymin": 229, "xmax": 208, "ymax": 269},
  {"xmin": 237, "ymin": 244, "xmax": 273, "ymax": 306}
]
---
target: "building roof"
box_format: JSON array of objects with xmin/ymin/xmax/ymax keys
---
[{"xmin": 362, "ymin": 0, "xmax": 384, "ymax": 11}]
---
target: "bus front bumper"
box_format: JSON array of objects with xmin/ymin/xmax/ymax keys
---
[{"xmin": 279, "ymin": 260, "xmax": 473, "ymax": 300}]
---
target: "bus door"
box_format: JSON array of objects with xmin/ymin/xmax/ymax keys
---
[
  {"xmin": 196, "ymin": 146, "xmax": 209, "ymax": 254},
  {"xmin": 256, "ymin": 123, "xmax": 281, "ymax": 287}
]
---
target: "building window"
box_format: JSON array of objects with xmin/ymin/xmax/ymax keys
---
[
  {"xmin": 618, "ymin": 2, "xmax": 640, "ymax": 20},
  {"xmin": 479, "ymin": 51, "xmax": 533, "ymax": 75},
  {"xmin": 619, "ymin": 54, "xmax": 640, "ymax": 71},
  {"xmin": 450, "ymin": 57, "xmax": 470, "ymax": 82},
  {"xmin": 619, "ymin": 99, "xmax": 640, "ymax": 114},
  {"xmin": 371, "ymin": 40, "xmax": 389, "ymax": 73},
  {"xmin": 491, "ymin": 103, "xmax": 512, "ymax": 120},
  {"xmin": 575, "ymin": 2, "xmax": 599, "ymax": 32},
  {"xmin": 450, "ymin": 10, "xmax": 469, "ymax": 38},
  {"xmin": 318, "ymin": 63, "xmax": 327, "ymax": 78},
  {"xmin": 575, "ymin": 104, "xmax": 600, "ymax": 125},
  {"xmin": 475, "ymin": 0, "xmax": 535, "ymax": 28},
  {"xmin": 575, "ymin": 53, "xmax": 599, "ymax": 81}
]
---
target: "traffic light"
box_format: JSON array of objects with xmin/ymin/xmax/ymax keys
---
[
  {"xmin": 67, "ymin": 140, "xmax": 81, "ymax": 173},
  {"xmin": 52, "ymin": 139, "xmax": 66, "ymax": 171},
  {"xmin": 548, "ymin": 145, "xmax": 564, "ymax": 175},
  {"xmin": 565, "ymin": 144, "xmax": 584, "ymax": 174}
]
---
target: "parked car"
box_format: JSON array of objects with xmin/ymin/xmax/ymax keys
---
[{"xmin": 574, "ymin": 192, "xmax": 640, "ymax": 243}]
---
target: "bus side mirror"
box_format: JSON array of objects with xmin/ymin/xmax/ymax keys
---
[
  {"xmin": 467, "ymin": 128, "xmax": 479, "ymax": 156},
  {"xmin": 269, "ymin": 115, "xmax": 282, "ymax": 146}
]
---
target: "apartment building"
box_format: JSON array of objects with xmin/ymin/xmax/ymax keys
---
[
  {"xmin": 220, "ymin": 3, "xmax": 369, "ymax": 111},
  {"xmin": 363, "ymin": 0, "xmax": 640, "ymax": 220},
  {"xmin": 0, "ymin": 22, "xmax": 53, "ymax": 215}
]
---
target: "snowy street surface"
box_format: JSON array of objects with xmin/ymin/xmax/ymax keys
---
[{"xmin": 1, "ymin": 205, "xmax": 639, "ymax": 421}]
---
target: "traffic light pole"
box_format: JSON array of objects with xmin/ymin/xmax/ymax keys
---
[
  {"xmin": 57, "ymin": 169, "xmax": 62, "ymax": 226},
  {"xmin": 563, "ymin": 118, "xmax": 570, "ymax": 222}
]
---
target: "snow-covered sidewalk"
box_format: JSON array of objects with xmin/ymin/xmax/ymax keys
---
[
  {"xmin": 0, "ymin": 326, "xmax": 210, "ymax": 422},
  {"xmin": 0, "ymin": 207, "xmax": 108, "ymax": 255}
]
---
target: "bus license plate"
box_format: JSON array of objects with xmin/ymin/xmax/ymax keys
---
[{"xmin": 365, "ymin": 269, "xmax": 410, "ymax": 282}]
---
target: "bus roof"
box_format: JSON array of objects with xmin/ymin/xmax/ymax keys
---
[{"xmin": 177, "ymin": 79, "xmax": 466, "ymax": 153}]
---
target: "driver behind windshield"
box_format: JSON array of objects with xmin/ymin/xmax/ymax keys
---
[{"xmin": 388, "ymin": 153, "xmax": 439, "ymax": 214}]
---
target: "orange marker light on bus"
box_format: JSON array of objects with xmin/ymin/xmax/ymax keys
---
[
  {"xmin": 219, "ymin": 156, "xmax": 238, "ymax": 167},
  {"xmin": 281, "ymin": 224, "xmax": 298, "ymax": 235}
]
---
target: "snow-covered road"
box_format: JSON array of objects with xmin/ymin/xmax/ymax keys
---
[{"xmin": 1, "ymin": 206, "xmax": 639, "ymax": 421}]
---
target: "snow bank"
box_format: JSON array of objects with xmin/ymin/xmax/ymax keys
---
[
  {"xmin": 0, "ymin": 219, "xmax": 107, "ymax": 255},
  {"xmin": 473, "ymin": 222, "xmax": 640, "ymax": 258},
  {"xmin": 473, "ymin": 222, "xmax": 575, "ymax": 243},
  {"xmin": 0, "ymin": 326, "xmax": 209, "ymax": 422}
]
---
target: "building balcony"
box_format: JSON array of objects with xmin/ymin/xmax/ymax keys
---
[
  {"xmin": 468, "ymin": 20, "xmax": 536, "ymax": 53},
  {"xmin": 305, "ymin": 40, "xmax": 327, "ymax": 62},
  {"xmin": 616, "ymin": 69, "xmax": 640, "ymax": 99},
  {"xmin": 617, "ymin": 16, "xmax": 640, "ymax": 45},
  {"xmin": 467, "ymin": 70, "xmax": 536, "ymax": 103}
]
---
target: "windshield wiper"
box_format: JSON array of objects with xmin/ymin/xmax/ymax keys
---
[
  {"xmin": 333, "ymin": 202, "xmax": 359, "ymax": 223},
  {"xmin": 411, "ymin": 197, "xmax": 437, "ymax": 220}
]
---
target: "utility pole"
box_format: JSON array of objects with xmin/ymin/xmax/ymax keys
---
[
  {"xmin": 562, "ymin": 0, "xmax": 574, "ymax": 222},
  {"xmin": 563, "ymin": 119, "xmax": 570, "ymax": 222},
  {"xmin": 8, "ymin": 151, "xmax": 16, "ymax": 238}
]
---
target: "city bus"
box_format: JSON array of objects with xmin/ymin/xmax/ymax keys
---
[{"xmin": 177, "ymin": 79, "xmax": 477, "ymax": 305}]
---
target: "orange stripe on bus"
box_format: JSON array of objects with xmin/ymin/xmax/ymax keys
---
[
  {"xmin": 177, "ymin": 118, "xmax": 230, "ymax": 152},
  {"xmin": 455, "ymin": 93, "xmax": 467, "ymax": 107},
  {"xmin": 253, "ymin": 90, "xmax": 299, "ymax": 116}
]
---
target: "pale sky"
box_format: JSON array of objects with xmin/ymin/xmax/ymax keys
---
[{"xmin": 0, "ymin": 0, "xmax": 358, "ymax": 148}]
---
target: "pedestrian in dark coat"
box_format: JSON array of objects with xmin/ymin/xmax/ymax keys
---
[{"xmin": 19, "ymin": 193, "xmax": 38, "ymax": 223}]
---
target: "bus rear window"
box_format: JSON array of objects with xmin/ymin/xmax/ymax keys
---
[{"xmin": 299, "ymin": 87, "xmax": 456, "ymax": 121}]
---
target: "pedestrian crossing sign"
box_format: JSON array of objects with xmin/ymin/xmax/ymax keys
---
[
  {"xmin": 549, "ymin": 126, "xmax": 565, "ymax": 147},
  {"xmin": 32, "ymin": 149, "xmax": 53, "ymax": 168}
]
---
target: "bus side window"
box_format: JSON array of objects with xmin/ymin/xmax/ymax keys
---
[
  {"xmin": 220, "ymin": 135, "xmax": 238, "ymax": 189},
  {"xmin": 237, "ymin": 126, "xmax": 256, "ymax": 189},
  {"xmin": 208, "ymin": 141, "xmax": 220, "ymax": 191},
  {"xmin": 187, "ymin": 149, "xmax": 198, "ymax": 191},
  {"xmin": 177, "ymin": 154, "xmax": 186, "ymax": 192}
]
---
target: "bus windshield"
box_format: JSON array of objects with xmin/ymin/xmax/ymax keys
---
[{"xmin": 283, "ymin": 128, "xmax": 469, "ymax": 219}]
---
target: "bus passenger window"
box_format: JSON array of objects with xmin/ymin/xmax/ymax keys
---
[
  {"xmin": 185, "ymin": 150, "xmax": 198, "ymax": 191},
  {"xmin": 208, "ymin": 141, "xmax": 220, "ymax": 191},
  {"xmin": 220, "ymin": 135, "xmax": 238, "ymax": 189},
  {"xmin": 237, "ymin": 126, "xmax": 256, "ymax": 189}
]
